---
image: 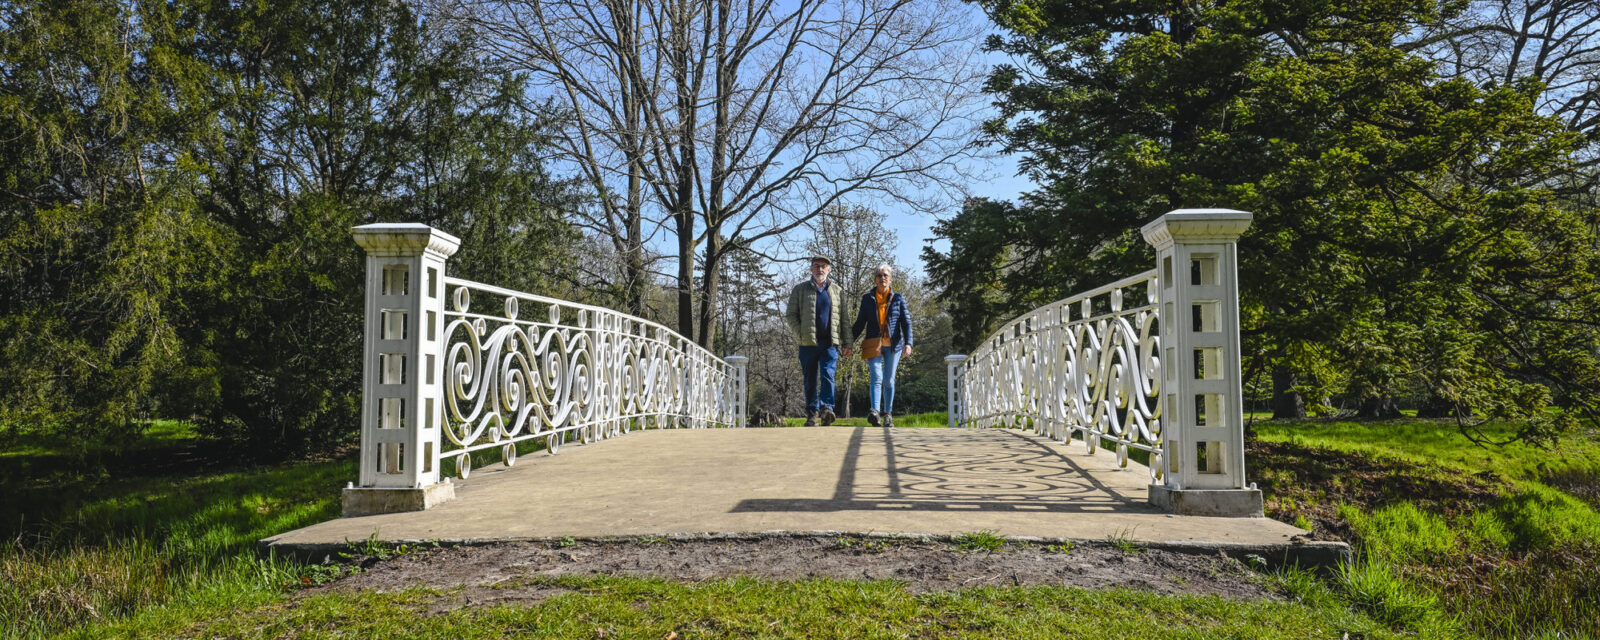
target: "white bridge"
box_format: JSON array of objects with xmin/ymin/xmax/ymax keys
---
[{"xmin": 340, "ymin": 209, "xmax": 1260, "ymax": 518}]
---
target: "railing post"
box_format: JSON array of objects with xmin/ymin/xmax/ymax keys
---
[
  {"xmin": 945, "ymin": 354, "xmax": 968, "ymax": 428},
  {"xmin": 725, "ymin": 355, "xmax": 749, "ymax": 427},
  {"xmin": 345, "ymin": 223, "xmax": 460, "ymax": 516},
  {"xmin": 1140, "ymin": 209, "xmax": 1261, "ymax": 517}
]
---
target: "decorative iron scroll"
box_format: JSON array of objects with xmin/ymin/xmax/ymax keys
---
[
  {"xmin": 952, "ymin": 270, "xmax": 1165, "ymax": 481},
  {"xmin": 440, "ymin": 278, "xmax": 741, "ymax": 477}
]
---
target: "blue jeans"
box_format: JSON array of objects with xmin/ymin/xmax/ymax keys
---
[
  {"xmin": 798, "ymin": 345, "xmax": 839, "ymax": 413},
  {"xmin": 868, "ymin": 345, "xmax": 902, "ymax": 415},
  {"xmin": 796, "ymin": 347, "xmax": 838, "ymax": 412}
]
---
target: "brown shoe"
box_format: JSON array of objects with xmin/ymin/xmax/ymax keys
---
[
  {"xmin": 820, "ymin": 408, "xmax": 836, "ymax": 426},
  {"xmin": 804, "ymin": 410, "xmax": 819, "ymax": 427}
]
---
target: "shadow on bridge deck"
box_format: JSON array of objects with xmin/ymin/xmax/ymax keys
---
[
  {"xmin": 730, "ymin": 427, "xmax": 1157, "ymax": 514},
  {"xmin": 263, "ymin": 427, "xmax": 1335, "ymax": 561}
]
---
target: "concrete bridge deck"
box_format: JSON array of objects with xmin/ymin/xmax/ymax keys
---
[{"xmin": 264, "ymin": 426, "xmax": 1341, "ymax": 563}]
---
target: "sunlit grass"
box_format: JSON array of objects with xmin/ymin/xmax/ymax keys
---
[
  {"xmin": 0, "ymin": 444, "xmax": 351, "ymax": 639},
  {"xmin": 1254, "ymin": 418, "xmax": 1600, "ymax": 638},
  {"xmin": 87, "ymin": 576, "xmax": 1421, "ymax": 640},
  {"xmin": 781, "ymin": 411, "xmax": 948, "ymax": 427}
]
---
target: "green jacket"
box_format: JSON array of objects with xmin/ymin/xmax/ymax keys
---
[{"xmin": 785, "ymin": 279, "xmax": 846, "ymax": 347}]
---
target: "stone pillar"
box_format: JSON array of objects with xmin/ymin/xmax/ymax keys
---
[
  {"xmin": 725, "ymin": 355, "xmax": 750, "ymax": 427},
  {"xmin": 945, "ymin": 354, "xmax": 968, "ymax": 428},
  {"xmin": 344, "ymin": 223, "xmax": 460, "ymax": 516},
  {"xmin": 1140, "ymin": 209, "xmax": 1262, "ymax": 517}
]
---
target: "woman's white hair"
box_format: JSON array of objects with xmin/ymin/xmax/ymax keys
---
[{"xmin": 874, "ymin": 263, "xmax": 894, "ymax": 276}]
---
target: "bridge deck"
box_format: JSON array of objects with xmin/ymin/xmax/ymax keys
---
[{"xmin": 264, "ymin": 427, "xmax": 1333, "ymax": 559}]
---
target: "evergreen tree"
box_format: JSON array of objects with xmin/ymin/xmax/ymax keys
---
[
  {"xmin": 930, "ymin": 0, "xmax": 1600, "ymax": 440},
  {"xmin": 0, "ymin": 0, "xmax": 227, "ymax": 448},
  {"xmin": 0, "ymin": 0, "xmax": 581, "ymax": 458}
]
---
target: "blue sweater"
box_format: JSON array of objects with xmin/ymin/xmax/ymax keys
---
[{"xmin": 850, "ymin": 290, "xmax": 913, "ymax": 349}]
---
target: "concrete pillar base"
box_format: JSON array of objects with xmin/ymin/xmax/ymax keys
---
[
  {"xmin": 342, "ymin": 482, "xmax": 456, "ymax": 517},
  {"xmin": 1148, "ymin": 484, "xmax": 1263, "ymax": 517}
]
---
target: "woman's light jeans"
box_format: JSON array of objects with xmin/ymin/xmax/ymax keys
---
[{"xmin": 867, "ymin": 346, "xmax": 902, "ymax": 415}]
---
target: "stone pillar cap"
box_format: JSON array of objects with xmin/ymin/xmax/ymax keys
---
[
  {"xmin": 945, "ymin": 354, "xmax": 969, "ymax": 362},
  {"xmin": 352, "ymin": 223, "xmax": 461, "ymax": 258},
  {"xmin": 1140, "ymin": 209, "xmax": 1253, "ymax": 250}
]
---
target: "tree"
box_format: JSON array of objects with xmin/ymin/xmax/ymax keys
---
[
  {"xmin": 447, "ymin": 0, "xmax": 987, "ymax": 348},
  {"xmin": 0, "ymin": 0, "xmax": 226, "ymax": 447},
  {"xmin": 1412, "ymin": 0, "xmax": 1600, "ymax": 143},
  {"xmin": 184, "ymin": 0, "xmax": 579, "ymax": 456},
  {"xmin": 934, "ymin": 0, "xmax": 1600, "ymax": 440}
]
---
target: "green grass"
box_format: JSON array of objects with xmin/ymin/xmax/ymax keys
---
[
  {"xmin": 780, "ymin": 411, "xmax": 948, "ymax": 427},
  {"xmin": 1252, "ymin": 417, "xmax": 1600, "ymax": 638},
  {"xmin": 13, "ymin": 414, "xmax": 1597, "ymax": 639},
  {"xmin": 953, "ymin": 529, "xmax": 1005, "ymax": 553},
  {"xmin": 1253, "ymin": 418, "xmax": 1600, "ymax": 483},
  {"xmin": 83, "ymin": 575, "xmax": 1425, "ymax": 640},
  {"xmin": 0, "ymin": 424, "xmax": 351, "ymax": 639}
]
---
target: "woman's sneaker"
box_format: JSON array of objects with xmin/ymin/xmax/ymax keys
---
[
  {"xmin": 820, "ymin": 408, "xmax": 836, "ymax": 426},
  {"xmin": 883, "ymin": 414, "xmax": 895, "ymax": 427},
  {"xmin": 867, "ymin": 410, "xmax": 881, "ymax": 427}
]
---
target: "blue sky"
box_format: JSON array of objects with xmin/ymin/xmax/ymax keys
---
[{"xmin": 888, "ymin": 154, "xmax": 1033, "ymax": 277}]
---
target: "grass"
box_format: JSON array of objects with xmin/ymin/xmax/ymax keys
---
[
  {"xmin": 1250, "ymin": 417, "xmax": 1600, "ymax": 638},
  {"xmin": 11, "ymin": 413, "xmax": 1596, "ymax": 639},
  {"xmin": 780, "ymin": 411, "xmax": 949, "ymax": 427},
  {"xmin": 953, "ymin": 529, "xmax": 1005, "ymax": 553},
  {"xmin": 1106, "ymin": 529, "xmax": 1144, "ymax": 555},
  {"xmin": 85, "ymin": 575, "xmax": 1425, "ymax": 640},
  {"xmin": 0, "ymin": 422, "xmax": 351, "ymax": 639}
]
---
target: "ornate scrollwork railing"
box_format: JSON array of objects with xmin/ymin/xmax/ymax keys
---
[
  {"xmin": 439, "ymin": 278, "xmax": 743, "ymax": 478},
  {"xmin": 952, "ymin": 270, "xmax": 1164, "ymax": 480}
]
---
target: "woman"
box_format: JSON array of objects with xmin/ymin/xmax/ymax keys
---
[{"xmin": 846, "ymin": 264, "xmax": 914, "ymax": 426}]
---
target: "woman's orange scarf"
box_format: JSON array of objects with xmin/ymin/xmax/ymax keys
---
[{"xmin": 874, "ymin": 287, "xmax": 891, "ymax": 334}]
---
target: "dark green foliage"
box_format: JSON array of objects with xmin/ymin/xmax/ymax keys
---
[
  {"xmin": 0, "ymin": 0, "xmax": 578, "ymax": 458},
  {"xmin": 931, "ymin": 0, "xmax": 1600, "ymax": 439},
  {"xmin": 0, "ymin": 0, "xmax": 228, "ymax": 448},
  {"xmin": 186, "ymin": 0, "xmax": 577, "ymax": 457}
]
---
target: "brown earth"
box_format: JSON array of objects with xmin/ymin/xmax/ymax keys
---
[{"xmin": 304, "ymin": 535, "xmax": 1276, "ymax": 612}]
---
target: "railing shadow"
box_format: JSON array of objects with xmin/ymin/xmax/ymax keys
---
[{"xmin": 731, "ymin": 427, "xmax": 1160, "ymax": 514}]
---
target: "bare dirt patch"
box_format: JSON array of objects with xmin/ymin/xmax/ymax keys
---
[{"xmin": 305, "ymin": 534, "xmax": 1275, "ymax": 612}]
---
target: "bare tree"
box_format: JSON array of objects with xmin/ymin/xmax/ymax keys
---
[
  {"xmin": 805, "ymin": 204, "xmax": 897, "ymax": 417},
  {"xmin": 1409, "ymin": 0, "xmax": 1600, "ymax": 172},
  {"xmin": 443, "ymin": 0, "xmax": 986, "ymax": 347},
  {"xmin": 714, "ymin": 240, "xmax": 779, "ymax": 356}
]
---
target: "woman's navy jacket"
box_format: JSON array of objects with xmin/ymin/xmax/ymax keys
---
[{"xmin": 850, "ymin": 290, "xmax": 914, "ymax": 349}]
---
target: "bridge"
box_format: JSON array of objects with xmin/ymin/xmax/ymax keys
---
[{"xmin": 263, "ymin": 209, "xmax": 1342, "ymax": 564}]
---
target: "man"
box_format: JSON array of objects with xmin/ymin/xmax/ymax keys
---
[{"xmin": 785, "ymin": 256, "xmax": 846, "ymax": 426}]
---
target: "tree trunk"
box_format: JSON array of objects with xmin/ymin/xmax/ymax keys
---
[
  {"xmin": 1271, "ymin": 365, "xmax": 1306, "ymax": 419},
  {"xmin": 1357, "ymin": 396, "xmax": 1403, "ymax": 419},
  {"xmin": 675, "ymin": 209, "xmax": 694, "ymax": 339},
  {"xmin": 840, "ymin": 364, "xmax": 853, "ymax": 418},
  {"xmin": 1417, "ymin": 394, "xmax": 1472, "ymax": 418},
  {"xmin": 696, "ymin": 235, "xmax": 719, "ymax": 349}
]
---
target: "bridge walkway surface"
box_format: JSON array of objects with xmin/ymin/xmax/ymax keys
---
[{"xmin": 263, "ymin": 426, "xmax": 1343, "ymax": 565}]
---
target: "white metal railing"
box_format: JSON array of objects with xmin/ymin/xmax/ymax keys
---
[
  {"xmin": 345, "ymin": 223, "xmax": 747, "ymax": 512},
  {"xmin": 951, "ymin": 271, "xmax": 1164, "ymax": 477},
  {"xmin": 948, "ymin": 209, "xmax": 1258, "ymax": 514},
  {"xmin": 439, "ymin": 278, "xmax": 744, "ymax": 476}
]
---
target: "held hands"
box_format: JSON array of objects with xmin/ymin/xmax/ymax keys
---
[{"xmin": 842, "ymin": 347, "xmax": 853, "ymax": 357}]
